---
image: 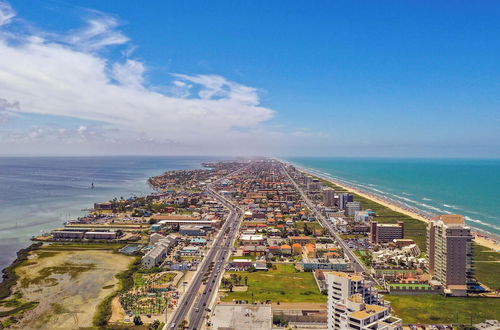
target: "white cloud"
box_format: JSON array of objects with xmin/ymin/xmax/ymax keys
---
[
  {"xmin": 111, "ymin": 59, "xmax": 146, "ymax": 89},
  {"xmin": 0, "ymin": 4, "xmax": 278, "ymax": 154},
  {"xmin": 0, "ymin": 1, "xmax": 14, "ymax": 26},
  {"xmin": 64, "ymin": 12, "xmax": 129, "ymax": 51},
  {"xmin": 0, "ymin": 97, "xmax": 19, "ymax": 122}
]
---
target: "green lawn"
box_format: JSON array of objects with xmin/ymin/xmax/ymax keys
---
[
  {"xmin": 474, "ymin": 243, "xmax": 500, "ymax": 261},
  {"xmin": 295, "ymin": 221, "xmax": 323, "ymax": 232},
  {"xmin": 221, "ymin": 263, "xmax": 326, "ymax": 303},
  {"xmin": 354, "ymin": 250, "xmax": 372, "ymax": 267},
  {"xmin": 475, "ymin": 261, "xmax": 500, "ymax": 290},
  {"xmin": 385, "ymin": 294, "xmax": 500, "ymax": 324},
  {"xmin": 229, "ymin": 255, "xmax": 256, "ymax": 261},
  {"xmin": 134, "ymin": 273, "xmax": 146, "ymax": 287},
  {"xmin": 473, "ymin": 243, "xmax": 500, "ymax": 290}
]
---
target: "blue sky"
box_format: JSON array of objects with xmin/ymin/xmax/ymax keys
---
[{"xmin": 0, "ymin": 0, "xmax": 499, "ymax": 157}]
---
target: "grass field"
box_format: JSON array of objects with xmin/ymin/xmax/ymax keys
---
[
  {"xmin": 229, "ymin": 255, "xmax": 256, "ymax": 261},
  {"xmin": 385, "ymin": 294, "xmax": 500, "ymax": 324},
  {"xmin": 221, "ymin": 263, "xmax": 326, "ymax": 303},
  {"xmin": 473, "ymin": 243, "xmax": 500, "ymax": 290},
  {"xmin": 295, "ymin": 221, "xmax": 323, "ymax": 232}
]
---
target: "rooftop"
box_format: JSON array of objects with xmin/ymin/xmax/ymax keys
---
[
  {"xmin": 326, "ymin": 271, "xmax": 364, "ymax": 282},
  {"xmin": 434, "ymin": 214, "xmax": 465, "ymax": 225},
  {"xmin": 349, "ymin": 304, "xmax": 386, "ymax": 320}
]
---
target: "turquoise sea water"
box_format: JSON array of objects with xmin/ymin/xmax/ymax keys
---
[
  {"xmin": 286, "ymin": 157, "xmax": 500, "ymax": 236},
  {"xmin": 0, "ymin": 156, "xmax": 212, "ymax": 274}
]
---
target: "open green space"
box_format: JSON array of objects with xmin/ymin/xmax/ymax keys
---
[
  {"xmin": 229, "ymin": 255, "xmax": 256, "ymax": 261},
  {"xmin": 221, "ymin": 263, "xmax": 326, "ymax": 303},
  {"xmin": 295, "ymin": 221, "xmax": 323, "ymax": 232},
  {"xmin": 354, "ymin": 250, "xmax": 372, "ymax": 267},
  {"xmin": 472, "ymin": 243, "xmax": 500, "ymax": 290},
  {"xmin": 134, "ymin": 273, "xmax": 147, "ymax": 287},
  {"xmin": 385, "ymin": 294, "xmax": 500, "ymax": 324},
  {"xmin": 474, "ymin": 243, "xmax": 500, "ymax": 261},
  {"xmin": 475, "ymin": 261, "xmax": 500, "ymax": 290}
]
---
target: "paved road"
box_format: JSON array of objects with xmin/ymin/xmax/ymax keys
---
[
  {"xmin": 166, "ymin": 167, "xmax": 245, "ymax": 330},
  {"xmin": 184, "ymin": 187, "xmax": 242, "ymax": 330},
  {"xmin": 280, "ymin": 163, "xmax": 379, "ymax": 284}
]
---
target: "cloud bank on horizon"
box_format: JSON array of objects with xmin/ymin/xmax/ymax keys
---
[{"xmin": 0, "ymin": 1, "xmax": 312, "ymax": 155}]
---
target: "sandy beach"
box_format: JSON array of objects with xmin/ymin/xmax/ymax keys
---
[{"xmin": 295, "ymin": 166, "xmax": 500, "ymax": 252}]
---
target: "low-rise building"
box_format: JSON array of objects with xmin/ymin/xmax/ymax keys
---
[
  {"xmin": 280, "ymin": 244, "xmax": 292, "ymax": 255},
  {"xmin": 52, "ymin": 230, "xmax": 86, "ymax": 240},
  {"xmin": 240, "ymin": 234, "xmax": 265, "ymax": 245},
  {"xmin": 304, "ymin": 243, "xmax": 316, "ymax": 258},
  {"xmin": 84, "ymin": 230, "xmax": 117, "ymax": 240},
  {"xmin": 345, "ymin": 201, "xmax": 361, "ymax": 216},
  {"xmin": 179, "ymin": 225, "xmax": 206, "ymax": 236},
  {"xmin": 370, "ymin": 221, "xmax": 404, "ymax": 244},
  {"xmin": 142, "ymin": 244, "xmax": 168, "ymax": 268},
  {"xmin": 229, "ymin": 259, "xmax": 253, "ymax": 270},
  {"xmin": 302, "ymin": 257, "xmax": 350, "ymax": 271},
  {"xmin": 180, "ymin": 245, "xmax": 200, "ymax": 256},
  {"xmin": 290, "ymin": 236, "xmax": 315, "ymax": 246}
]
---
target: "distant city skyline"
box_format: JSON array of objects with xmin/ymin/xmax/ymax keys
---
[{"xmin": 0, "ymin": 0, "xmax": 499, "ymax": 157}]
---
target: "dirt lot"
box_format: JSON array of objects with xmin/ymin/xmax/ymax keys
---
[{"xmin": 9, "ymin": 247, "xmax": 134, "ymax": 329}]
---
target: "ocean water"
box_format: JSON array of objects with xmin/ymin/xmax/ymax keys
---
[
  {"xmin": 286, "ymin": 157, "xmax": 500, "ymax": 236},
  {"xmin": 0, "ymin": 156, "xmax": 210, "ymax": 274}
]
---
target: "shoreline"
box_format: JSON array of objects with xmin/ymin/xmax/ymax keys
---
[{"xmin": 283, "ymin": 160, "xmax": 500, "ymax": 252}]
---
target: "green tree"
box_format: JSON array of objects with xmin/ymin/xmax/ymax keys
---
[
  {"xmin": 133, "ymin": 315, "xmax": 143, "ymax": 325},
  {"xmin": 150, "ymin": 319, "xmax": 160, "ymax": 330}
]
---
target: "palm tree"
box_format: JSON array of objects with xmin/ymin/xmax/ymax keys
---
[{"xmin": 244, "ymin": 276, "xmax": 248, "ymax": 286}]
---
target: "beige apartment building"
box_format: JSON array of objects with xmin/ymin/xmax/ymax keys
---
[
  {"xmin": 427, "ymin": 214, "xmax": 473, "ymax": 296},
  {"xmin": 326, "ymin": 272, "xmax": 402, "ymax": 330}
]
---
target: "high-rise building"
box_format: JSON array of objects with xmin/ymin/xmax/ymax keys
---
[
  {"xmin": 370, "ymin": 221, "xmax": 404, "ymax": 244},
  {"xmin": 427, "ymin": 214, "xmax": 473, "ymax": 296},
  {"xmin": 345, "ymin": 201, "xmax": 361, "ymax": 216},
  {"xmin": 323, "ymin": 188, "xmax": 336, "ymax": 207},
  {"xmin": 338, "ymin": 193, "xmax": 354, "ymax": 210},
  {"xmin": 308, "ymin": 178, "xmax": 322, "ymax": 191},
  {"xmin": 326, "ymin": 272, "xmax": 402, "ymax": 330}
]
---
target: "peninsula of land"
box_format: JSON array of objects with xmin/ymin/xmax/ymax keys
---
[{"xmin": 0, "ymin": 158, "xmax": 499, "ymax": 330}]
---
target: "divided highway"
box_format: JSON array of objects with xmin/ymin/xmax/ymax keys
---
[
  {"xmin": 280, "ymin": 163, "xmax": 379, "ymax": 284},
  {"xmin": 166, "ymin": 168, "xmax": 245, "ymax": 330}
]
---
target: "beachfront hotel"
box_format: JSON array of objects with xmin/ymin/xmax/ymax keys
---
[
  {"xmin": 427, "ymin": 214, "xmax": 473, "ymax": 296},
  {"xmin": 323, "ymin": 188, "xmax": 336, "ymax": 207},
  {"xmin": 326, "ymin": 272, "xmax": 402, "ymax": 330},
  {"xmin": 369, "ymin": 221, "xmax": 405, "ymax": 244}
]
